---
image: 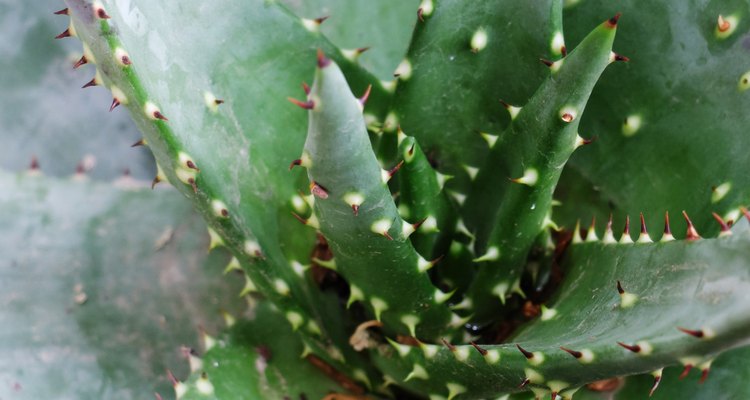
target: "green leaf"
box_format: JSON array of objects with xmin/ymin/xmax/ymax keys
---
[
  {"xmin": 64, "ymin": 0, "xmax": 390, "ymax": 351},
  {"xmin": 179, "ymin": 300, "xmax": 358, "ymax": 400},
  {"xmin": 559, "ymin": 0, "xmax": 750, "ymax": 235},
  {"xmin": 372, "ymin": 218, "xmax": 750, "ymax": 398},
  {"xmin": 391, "ymin": 0, "xmax": 563, "ymax": 176},
  {"xmin": 280, "ymin": 0, "xmax": 421, "ymax": 81}
]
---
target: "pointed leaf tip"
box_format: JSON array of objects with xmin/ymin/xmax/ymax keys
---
[{"xmin": 608, "ymin": 12, "xmax": 622, "ymax": 27}]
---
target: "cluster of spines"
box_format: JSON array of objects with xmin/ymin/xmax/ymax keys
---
[
  {"xmin": 58, "ymin": 1, "xmax": 374, "ymax": 383},
  {"xmin": 572, "ymin": 209, "xmax": 737, "ymax": 245},
  {"xmin": 449, "ymin": 14, "xmax": 626, "ymax": 324},
  {"xmin": 288, "ymin": 50, "xmax": 466, "ymax": 340},
  {"xmin": 58, "ymin": 1, "xmax": 750, "ymax": 399},
  {"xmin": 373, "ymin": 209, "xmax": 750, "ymax": 399}
]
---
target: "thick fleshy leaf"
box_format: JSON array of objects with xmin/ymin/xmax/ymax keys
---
[
  {"xmin": 558, "ymin": 0, "xmax": 750, "ymax": 236},
  {"xmin": 372, "ymin": 218, "xmax": 750, "ymax": 398}
]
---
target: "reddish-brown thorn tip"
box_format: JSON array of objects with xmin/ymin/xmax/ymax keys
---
[
  {"xmin": 579, "ymin": 136, "xmax": 596, "ymax": 146},
  {"xmin": 649, "ymin": 375, "xmax": 661, "ymax": 397},
  {"xmin": 607, "ymin": 12, "xmax": 622, "ymax": 28},
  {"xmin": 54, "ymin": 8, "xmax": 69, "ymax": 15},
  {"xmin": 470, "ymin": 341, "xmax": 488, "ymax": 356},
  {"xmin": 561, "ymin": 112, "xmax": 574, "ymax": 123},
  {"xmin": 73, "ymin": 56, "xmax": 88, "ymax": 69},
  {"xmin": 317, "ymin": 48, "xmax": 331, "ymax": 68},
  {"xmin": 518, "ymin": 378, "xmax": 530, "ymax": 389},
  {"xmin": 441, "ymin": 338, "xmax": 456, "ymax": 352},
  {"xmin": 383, "ymin": 230, "xmax": 394, "ymax": 241},
  {"xmin": 606, "ymin": 213, "xmax": 614, "ymax": 231},
  {"xmin": 153, "ymin": 111, "xmax": 168, "ymax": 121},
  {"xmin": 718, "ymin": 15, "xmax": 731, "ymax": 32},
  {"xmin": 214, "ymin": 99, "xmax": 224, "ymax": 105},
  {"xmin": 359, "ymin": 84, "xmax": 372, "ymax": 107},
  {"xmin": 55, "ymin": 28, "xmax": 71, "ymax": 39},
  {"xmin": 131, "ymin": 139, "xmax": 145, "ymax": 148},
  {"xmin": 109, "ymin": 98, "xmax": 120, "ymax": 112},
  {"xmin": 431, "ymin": 254, "xmax": 445, "ymax": 267},
  {"xmin": 166, "ymin": 370, "xmax": 179, "ymax": 386},
  {"xmin": 154, "ymin": 393, "xmax": 164, "ymax": 400},
  {"xmin": 679, "ymin": 364, "xmax": 693, "ymax": 380},
  {"xmin": 387, "ymin": 160, "xmax": 405, "ymax": 179},
  {"xmin": 186, "ymin": 160, "xmax": 199, "ymax": 172},
  {"xmin": 700, "ymin": 367, "xmax": 710, "ymax": 384},
  {"xmin": 302, "ymin": 82, "xmax": 311, "ymax": 95},
  {"xmin": 120, "ymin": 55, "xmax": 132, "ymax": 65},
  {"xmin": 291, "ymin": 212, "xmax": 308, "ymax": 225},
  {"xmin": 616, "ymin": 280, "xmax": 625, "ymax": 295},
  {"xmin": 75, "ymin": 161, "xmax": 85, "ymax": 175},
  {"xmin": 560, "ymin": 346, "xmax": 582, "ymax": 359},
  {"xmin": 712, "ymin": 212, "xmax": 730, "ymax": 233},
  {"xmin": 540, "ymin": 58, "xmax": 554, "ymax": 67},
  {"xmin": 151, "ymin": 176, "xmax": 161, "ymax": 190},
  {"xmin": 613, "ymin": 53, "xmax": 630, "ymax": 62},
  {"xmin": 356, "ymin": 46, "xmax": 371, "ymax": 55},
  {"xmin": 29, "ymin": 156, "xmax": 39, "ymax": 171},
  {"xmin": 617, "ymin": 341, "xmax": 641, "ymax": 353},
  {"xmin": 561, "ymin": 46, "xmax": 568, "ymax": 57},
  {"xmin": 289, "ymin": 159, "xmax": 302, "ymax": 170},
  {"xmin": 682, "ymin": 210, "xmax": 701, "ymax": 240},
  {"xmin": 351, "ymin": 204, "xmax": 359, "ymax": 216},
  {"xmin": 287, "ymin": 97, "xmax": 315, "ymax": 110},
  {"xmin": 417, "ymin": 7, "xmax": 425, "ymax": 22},
  {"xmin": 310, "ymin": 181, "xmax": 329, "ymax": 199},
  {"xmin": 623, "ymin": 215, "xmax": 631, "ymax": 236},
  {"xmin": 82, "ymin": 77, "xmax": 98, "ymax": 89},
  {"xmin": 412, "ymin": 218, "xmax": 428, "ymax": 231},
  {"xmin": 677, "ymin": 327, "xmax": 705, "ymax": 338},
  {"xmin": 97, "ymin": 8, "xmax": 111, "ymax": 19},
  {"xmin": 516, "ymin": 344, "xmax": 534, "ymax": 359},
  {"xmin": 314, "ymin": 16, "xmax": 329, "ymax": 24},
  {"xmin": 640, "ymin": 213, "xmax": 648, "ymax": 234},
  {"xmin": 741, "ymin": 207, "xmax": 750, "ymax": 223},
  {"xmin": 664, "ymin": 211, "xmax": 672, "ymax": 236}
]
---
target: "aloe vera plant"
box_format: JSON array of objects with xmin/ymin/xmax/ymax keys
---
[{"xmin": 16, "ymin": 0, "xmax": 749, "ymax": 398}]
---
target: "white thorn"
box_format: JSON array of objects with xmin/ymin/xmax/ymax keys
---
[
  {"xmin": 473, "ymin": 246, "xmax": 499, "ymax": 262},
  {"xmin": 470, "ymin": 28, "xmax": 488, "ymax": 52},
  {"xmin": 622, "ymin": 114, "xmax": 642, "ymax": 137},
  {"xmin": 551, "ymin": 31, "xmax": 565, "ymax": 55},
  {"xmin": 395, "ymin": 59, "xmax": 413, "ymax": 80}
]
